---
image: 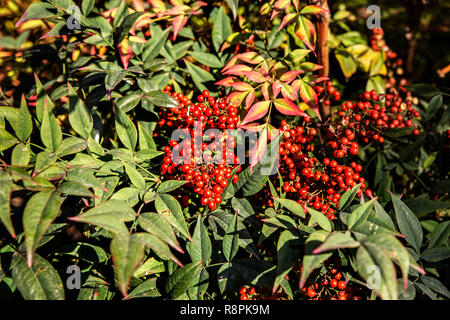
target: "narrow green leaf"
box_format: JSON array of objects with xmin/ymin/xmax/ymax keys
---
[
  {"xmin": 15, "ymin": 95, "xmax": 33, "ymax": 141},
  {"xmin": 40, "ymin": 101, "xmax": 62, "ymax": 152},
  {"xmin": 222, "ymin": 213, "xmax": 239, "ymax": 262},
  {"xmin": 138, "ymin": 212, "xmax": 182, "ymax": 252},
  {"xmin": 165, "ymin": 261, "xmax": 202, "ymax": 299},
  {"xmin": 111, "ymin": 233, "xmax": 146, "ymax": 298},
  {"xmin": 11, "ymin": 252, "xmax": 65, "ymax": 300},
  {"xmin": 0, "ymin": 170, "xmax": 15, "ymax": 238},
  {"xmin": 68, "ymin": 83, "xmax": 93, "ymax": 139},
  {"xmin": 186, "ymin": 216, "xmax": 212, "ymax": 266},
  {"xmin": 23, "ymin": 191, "xmax": 62, "ymax": 266},
  {"xmin": 114, "ymin": 104, "xmax": 137, "ymax": 151},
  {"xmin": 390, "ymin": 193, "xmax": 423, "ymax": 253}
]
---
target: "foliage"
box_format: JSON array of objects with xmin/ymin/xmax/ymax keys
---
[{"xmin": 0, "ymin": 0, "xmax": 448, "ymax": 301}]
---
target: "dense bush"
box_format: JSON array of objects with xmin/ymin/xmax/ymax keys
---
[{"xmin": 0, "ymin": 0, "xmax": 449, "ymax": 301}]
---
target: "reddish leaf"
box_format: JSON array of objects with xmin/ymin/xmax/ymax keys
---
[
  {"xmin": 172, "ymin": 15, "xmax": 188, "ymax": 41},
  {"xmin": 228, "ymin": 91, "xmax": 248, "ymax": 107},
  {"xmin": 261, "ymin": 82, "xmax": 270, "ymax": 101},
  {"xmin": 301, "ymin": 62, "xmax": 324, "ymax": 73},
  {"xmin": 230, "ymin": 82, "xmax": 253, "ymax": 92},
  {"xmin": 278, "ymin": 13, "xmax": 297, "ymax": 31},
  {"xmin": 250, "ymin": 127, "xmax": 268, "ymax": 173},
  {"xmin": 299, "ymin": 80, "xmax": 320, "ymax": 120},
  {"xmin": 222, "ymin": 56, "xmax": 239, "ymax": 73},
  {"xmin": 243, "ymin": 71, "xmax": 267, "ymax": 83},
  {"xmin": 215, "ymin": 77, "xmax": 236, "ymax": 87},
  {"xmin": 235, "ymin": 52, "xmax": 264, "ymax": 64},
  {"xmin": 272, "ymin": 80, "xmax": 283, "ymax": 99},
  {"xmin": 268, "ymin": 124, "xmax": 282, "ymax": 141},
  {"xmin": 300, "ymin": 5, "xmax": 330, "ymax": 15},
  {"xmin": 274, "ymin": 0, "xmax": 291, "ymax": 10},
  {"xmin": 118, "ymin": 39, "xmax": 133, "ymax": 70},
  {"xmin": 295, "ymin": 15, "xmax": 316, "ymax": 54},
  {"xmin": 281, "ymin": 83, "xmax": 297, "ymax": 100},
  {"xmin": 273, "ymin": 98, "xmax": 309, "ymax": 117},
  {"xmin": 279, "ymin": 70, "xmax": 304, "ymax": 83},
  {"xmin": 240, "ymin": 101, "xmax": 271, "ymax": 125},
  {"xmin": 223, "ymin": 64, "xmax": 253, "ymax": 76},
  {"xmin": 245, "ymin": 89, "xmax": 256, "ymax": 109}
]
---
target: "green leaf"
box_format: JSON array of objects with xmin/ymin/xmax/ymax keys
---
[
  {"xmin": 425, "ymin": 94, "xmax": 442, "ymax": 121},
  {"xmin": 68, "ymin": 83, "xmax": 93, "ymax": 139},
  {"xmin": 155, "ymin": 193, "xmax": 191, "ymax": 241},
  {"xmin": 133, "ymin": 232, "xmax": 183, "ymax": 266},
  {"xmin": 339, "ymin": 183, "xmax": 361, "ymax": 211},
  {"xmin": 366, "ymin": 75, "xmax": 385, "ymax": 94},
  {"xmin": 56, "ymin": 137, "xmax": 88, "ymax": 157},
  {"xmin": 165, "ymin": 261, "xmax": 202, "ymax": 299},
  {"xmin": 299, "ymin": 230, "xmax": 331, "ymax": 288},
  {"xmin": 138, "ymin": 212, "xmax": 182, "ymax": 252},
  {"xmin": 403, "ymin": 198, "xmax": 450, "ymax": 218},
  {"xmin": 307, "ymin": 207, "xmax": 333, "ymax": 232},
  {"xmin": 58, "ymin": 181, "xmax": 93, "ymax": 197},
  {"xmin": 404, "ymin": 84, "xmax": 440, "ymax": 98},
  {"xmin": 273, "ymin": 229, "xmax": 301, "ymax": 293},
  {"xmin": 187, "ymin": 51, "xmax": 224, "ymax": 68},
  {"xmin": 217, "ymin": 262, "xmax": 238, "ymax": 295},
  {"xmin": 123, "ymin": 162, "xmax": 146, "ymax": 190},
  {"xmin": 23, "ymin": 191, "xmax": 62, "ymax": 266},
  {"xmin": 15, "ymin": 95, "xmax": 33, "ymax": 141},
  {"xmin": 185, "ymin": 61, "xmax": 215, "ymax": 93},
  {"xmin": 70, "ymin": 200, "xmax": 135, "ymax": 234},
  {"xmin": 313, "ymin": 231, "xmax": 360, "ymax": 254},
  {"xmin": 420, "ymin": 276, "xmax": 450, "ymax": 299},
  {"xmin": 186, "ymin": 216, "xmax": 212, "ymax": 266},
  {"xmin": 16, "ymin": 2, "xmax": 56, "ymax": 27},
  {"xmin": 222, "ymin": 213, "xmax": 239, "ymax": 262},
  {"xmin": 126, "ymin": 278, "xmax": 161, "ymax": 299},
  {"xmin": 390, "ymin": 193, "xmax": 423, "ymax": 253},
  {"xmin": 364, "ymin": 231, "xmax": 410, "ymax": 288},
  {"xmin": 0, "ymin": 127, "xmax": 19, "ymax": 151},
  {"xmin": 137, "ymin": 122, "xmax": 156, "ymax": 150},
  {"xmin": 142, "ymin": 28, "xmax": 170, "ymax": 61},
  {"xmin": 428, "ymin": 221, "xmax": 450, "ymax": 249},
  {"xmin": 11, "ymin": 252, "xmax": 65, "ymax": 300},
  {"xmin": 144, "ymin": 91, "xmax": 179, "ymax": 108},
  {"xmin": 212, "ymin": 6, "xmax": 232, "ymax": 52},
  {"xmin": 111, "ymin": 233, "xmax": 146, "ymax": 297},
  {"xmin": 105, "ymin": 70, "xmax": 127, "ymax": 96},
  {"xmin": 356, "ymin": 242, "xmax": 398, "ymax": 300},
  {"xmin": 11, "ymin": 143, "xmax": 31, "ymax": 166},
  {"xmin": 116, "ymin": 12, "xmax": 142, "ymax": 44},
  {"xmin": 347, "ymin": 199, "xmax": 375, "ymax": 230},
  {"xmin": 0, "ymin": 170, "xmax": 15, "ymax": 237},
  {"xmin": 225, "ymin": 0, "xmax": 239, "ymax": 20},
  {"xmin": 40, "ymin": 102, "xmax": 62, "ymax": 152},
  {"xmin": 114, "ymin": 104, "xmax": 137, "ymax": 151},
  {"xmin": 157, "ymin": 180, "xmax": 188, "ymax": 193},
  {"xmin": 273, "ymin": 197, "xmax": 305, "ymax": 218},
  {"xmin": 33, "ymin": 150, "xmax": 57, "ymax": 174},
  {"xmin": 81, "ymin": 0, "xmax": 94, "ymax": 15},
  {"xmin": 231, "ymin": 197, "xmax": 256, "ymax": 219},
  {"xmin": 188, "ymin": 266, "xmax": 209, "ymax": 299},
  {"xmin": 34, "ymin": 74, "xmax": 54, "ymax": 123},
  {"xmin": 335, "ymin": 50, "xmax": 357, "ymax": 81},
  {"xmin": 421, "ymin": 247, "xmax": 450, "ymax": 262}
]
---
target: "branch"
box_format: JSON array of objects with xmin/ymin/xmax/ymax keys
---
[{"xmin": 308, "ymin": 0, "xmax": 331, "ymax": 121}]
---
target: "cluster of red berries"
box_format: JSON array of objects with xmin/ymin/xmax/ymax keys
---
[
  {"xmin": 157, "ymin": 87, "xmax": 241, "ymax": 211},
  {"xmin": 328, "ymin": 87, "xmax": 421, "ymax": 148},
  {"xmin": 313, "ymin": 80, "xmax": 341, "ymax": 107},
  {"xmin": 239, "ymin": 284, "xmax": 288, "ymax": 300},
  {"xmin": 296, "ymin": 258, "xmax": 365, "ymax": 300},
  {"xmin": 258, "ymin": 119, "xmax": 371, "ymax": 220}
]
